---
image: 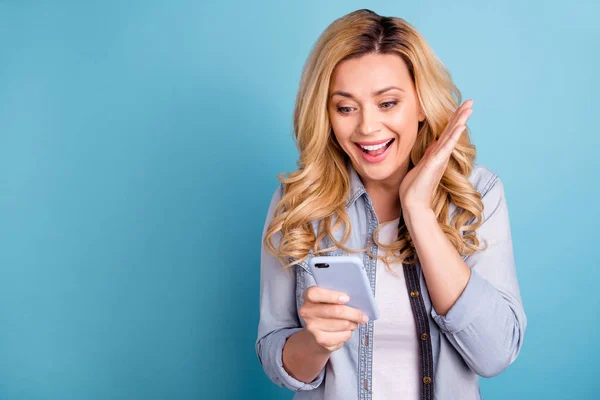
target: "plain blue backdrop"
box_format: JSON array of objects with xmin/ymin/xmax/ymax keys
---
[{"xmin": 0, "ymin": 1, "xmax": 598, "ymax": 399}]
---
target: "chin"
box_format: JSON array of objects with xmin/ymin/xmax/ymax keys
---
[{"xmin": 358, "ymin": 162, "xmax": 398, "ymax": 182}]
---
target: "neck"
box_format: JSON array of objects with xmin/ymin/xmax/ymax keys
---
[{"xmin": 362, "ymin": 159, "xmax": 410, "ymax": 223}]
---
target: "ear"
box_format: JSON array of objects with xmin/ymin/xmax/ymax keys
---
[{"xmin": 417, "ymin": 102, "xmax": 425, "ymax": 122}]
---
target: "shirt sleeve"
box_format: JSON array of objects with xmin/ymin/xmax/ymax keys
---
[
  {"xmin": 430, "ymin": 176, "xmax": 527, "ymax": 378},
  {"xmin": 255, "ymin": 184, "xmax": 326, "ymax": 391}
]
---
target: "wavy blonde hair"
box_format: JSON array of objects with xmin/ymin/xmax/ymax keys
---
[{"xmin": 264, "ymin": 9, "xmax": 487, "ymax": 271}]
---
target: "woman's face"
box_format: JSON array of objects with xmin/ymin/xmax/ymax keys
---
[{"xmin": 328, "ymin": 52, "xmax": 425, "ymax": 186}]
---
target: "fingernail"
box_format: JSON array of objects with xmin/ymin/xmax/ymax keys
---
[
  {"xmin": 339, "ymin": 295, "xmax": 349, "ymax": 303},
  {"xmin": 362, "ymin": 315, "xmax": 369, "ymax": 323}
]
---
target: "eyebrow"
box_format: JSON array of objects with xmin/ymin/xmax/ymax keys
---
[{"xmin": 329, "ymin": 86, "xmax": 404, "ymax": 100}]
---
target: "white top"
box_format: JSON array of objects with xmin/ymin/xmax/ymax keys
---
[{"xmin": 372, "ymin": 216, "xmax": 420, "ymax": 400}]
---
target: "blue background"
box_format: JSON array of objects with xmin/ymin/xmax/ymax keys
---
[{"xmin": 1, "ymin": 1, "xmax": 598, "ymax": 399}]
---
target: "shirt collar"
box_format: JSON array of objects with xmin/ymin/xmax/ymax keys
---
[
  {"xmin": 344, "ymin": 159, "xmax": 404, "ymax": 225},
  {"xmin": 345, "ymin": 159, "xmax": 367, "ymax": 210}
]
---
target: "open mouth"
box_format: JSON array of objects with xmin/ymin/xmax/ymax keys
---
[{"xmin": 355, "ymin": 138, "xmax": 395, "ymax": 156}]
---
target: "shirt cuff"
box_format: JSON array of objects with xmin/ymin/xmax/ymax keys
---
[
  {"xmin": 430, "ymin": 268, "xmax": 493, "ymax": 333},
  {"xmin": 273, "ymin": 327, "xmax": 326, "ymax": 391}
]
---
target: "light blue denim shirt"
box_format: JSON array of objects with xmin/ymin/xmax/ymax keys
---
[{"xmin": 256, "ymin": 160, "xmax": 527, "ymax": 399}]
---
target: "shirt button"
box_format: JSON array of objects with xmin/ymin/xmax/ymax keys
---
[
  {"xmin": 423, "ymin": 376, "xmax": 432, "ymax": 384},
  {"xmin": 410, "ymin": 290, "xmax": 419, "ymax": 298},
  {"xmin": 421, "ymin": 333, "xmax": 429, "ymax": 341}
]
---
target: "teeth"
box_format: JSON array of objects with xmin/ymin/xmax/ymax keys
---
[{"xmin": 359, "ymin": 139, "xmax": 392, "ymax": 151}]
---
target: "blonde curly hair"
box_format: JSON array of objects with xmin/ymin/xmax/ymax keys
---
[{"xmin": 264, "ymin": 9, "xmax": 486, "ymax": 270}]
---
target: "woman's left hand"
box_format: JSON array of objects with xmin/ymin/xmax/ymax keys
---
[{"xmin": 399, "ymin": 99, "xmax": 474, "ymax": 212}]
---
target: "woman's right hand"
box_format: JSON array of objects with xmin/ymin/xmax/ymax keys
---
[{"xmin": 299, "ymin": 286, "xmax": 369, "ymax": 353}]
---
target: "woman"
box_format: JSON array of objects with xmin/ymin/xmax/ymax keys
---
[{"xmin": 256, "ymin": 9, "xmax": 526, "ymax": 400}]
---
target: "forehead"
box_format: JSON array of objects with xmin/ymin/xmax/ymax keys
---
[{"xmin": 329, "ymin": 53, "xmax": 412, "ymax": 94}]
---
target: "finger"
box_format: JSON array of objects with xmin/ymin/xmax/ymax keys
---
[
  {"xmin": 438, "ymin": 107, "xmax": 472, "ymax": 149},
  {"xmin": 311, "ymin": 303, "xmax": 368, "ymax": 325},
  {"xmin": 458, "ymin": 99, "xmax": 474, "ymax": 114},
  {"xmin": 447, "ymin": 100, "xmax": 474, "ymax": 133},
  {"xmin": 313, "ymin": 330, "xmax": 353, "ymax": 349},
  {"xmin": 439, "ymin": 124, "xmax": 466, "ymax": 156},
  {"xmin": 304, "ymin": 286, "xmax": 350, "ymax": 304},
  {"xmin": 308, "ymin": 317, "xmax": 359, "ymax": 332},
  {"xmin": 447, "ymin": 106, "xmax": 472, "ymax": 137},
  {"xmin": 456, "ymin": 107, "xmax": 473, "ymax": 127},
  {"xmin": 434, "ymin": 101, "xmax": 472, "ymax": 148},
  {"xmin": 428, "ymin": 123, "xmax": 466, "ymax": 165}
]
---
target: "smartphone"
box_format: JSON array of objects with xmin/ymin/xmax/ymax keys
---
[{"xmin": 308, "ymin": 255, "xmax": 379, "ymax": 320}]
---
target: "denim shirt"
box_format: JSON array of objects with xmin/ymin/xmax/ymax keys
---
[{"xmin": 256, "ymin": 161, "xmax": 527, "ymax": 400}]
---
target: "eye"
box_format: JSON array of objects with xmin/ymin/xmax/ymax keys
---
[
  {"xmin": 337, "ymin": 106, "xmax": 354, "ymax": 114},
  {"xmin": 337, "ymin": 101, "xmax": 398, "ymax": 114},
  {"xmin": 380, "ymin": 101, "xmax": 398, "ymax": 109},
  {"xmin": 336, "ymin": 101, "xmax": 398, "ymax": 115}
]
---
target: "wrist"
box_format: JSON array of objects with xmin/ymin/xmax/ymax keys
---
[{"xmin": 402, "ymin": 205, "xmax": 436, "ymax": 229}]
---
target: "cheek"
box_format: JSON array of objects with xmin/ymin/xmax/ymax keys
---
[
  {"xmin": 330, "ymin": 115, "xmax": 354, "ymax": 143},
  {"xmin": 387, "ymin": 106, "xmax": 418, "ymax": 129}
]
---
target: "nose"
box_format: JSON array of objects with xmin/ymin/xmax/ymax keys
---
[{"xmin": 357, "ymin": 105, "xmax": 381, "ymax": 136}]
